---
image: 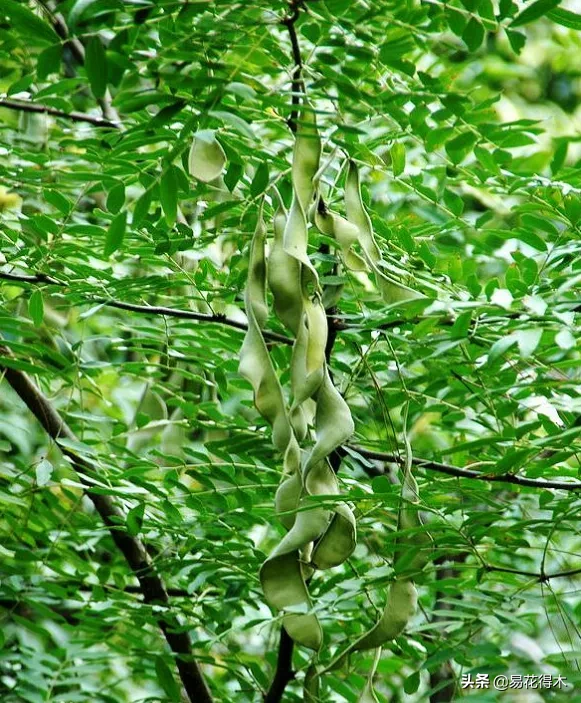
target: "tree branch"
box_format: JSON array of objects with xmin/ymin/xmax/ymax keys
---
[
  {"xmin": 263, "ymin": 628, "xmax": 295, "ymax": 703},
  {"xmin": 0, "ymin": 98, "xmax": 119, "ymax": 129},
  {"xmin": 34, "ymin": 0, "xmax": 120, "ymax": 125},
  {"xmin": 348, "ymin": 445, "xmax": 581, "ymax": 492},
  {"xmin": 281, "ymin": 0, "xmax": 305, "ymax": 133},
  {"xmin": 0, "ymin": 270, "xmax": 292, "ymax": 345},
  {"xmin": 5, "ymin": 268, "xmax": 579, "ymax": 492},
  {"xmin": 0, "ymin": 347, "xmax": 213, "ymax": 703}
]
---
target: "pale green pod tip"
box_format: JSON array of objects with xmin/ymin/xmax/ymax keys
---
[{"xmin": 188, "ymin": 129, "xmax": 227, "ymax": 182}]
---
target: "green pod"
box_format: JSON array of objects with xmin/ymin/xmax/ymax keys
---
[
  {"xmin": 284, "ymin": 193, "xmax": 319, "ymax": 280},
  {"xmin": 290, "ymin": 290, "xmax": 327, "ymax": 410},
  {"xmin": 292, "ymin": 106, "xmax": 322, "ymax": 214},
  {"xmin": 239, "ymin": 210, "xmax": 292, "ymax": 453},
  {"xmin": 344, "ymin": 161, "xmax": 382, "ymax": 262},
  {"xmin": 275, "ymin": 470, "xmax": 301, "ymax": 532},
  {"xmin": 344, "ymin": 161, "xmax": 425, "ymax": 304},
  {"xmin": 268, "ymin": 202, "xmax": 303, "ymax": 335},
  {"xmin": 314, "ymin": 197, "xmax": 368, "ymax": 272},
  {"xmin": 303, "ymin": 369, "xmax": 355, "ymax": 475},
  {"xmin": 260, "ymin": 503, "xmax": 331, "ymax": 650},
  {"xmin": 290, "ymin": 404, "xmax": 309, "ymax": 443},
  {"xmin": 394, "ymin": 447, "xmax": 433, "ymax": 576},
  {"xmin": 354, "ymin": 580, "xmax": 418, "ymax": 650},
  {"xmin": 188, "ymin": 129, "xmax": 227, "ymax": 183},
  {"xmin": 311, "ymin": 500, "xmax": 356, "ymax": 570}
]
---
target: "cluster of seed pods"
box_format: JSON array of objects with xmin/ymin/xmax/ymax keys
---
[{"xmin": 234, "ymin": 102, "xmax": 431, "ymax": 699}]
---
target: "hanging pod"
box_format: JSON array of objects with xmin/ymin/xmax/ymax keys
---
[
  {"xmin": 344, "ymin": 161, "xmax": 425, "ymax": 304},
  {"xmin": 259, "ymin": 102, "xmax": 358, "ymax": 651},
  {"xmin": 302, "ymin": 370, "xmax": 357, "ymax": 570},
  {"xmin": 314, "ymin": 196, "xmax": 368, "ymax": 272},
  {"xmin": 292, "ymin": 106, "xmax": 322, "ymax": 214},
  {"xmin": 239, "ymin": 208, "xmax": 291, "ymax": 454},
  {"xmin": 268, "ymin": 198, "xmax": 303, "ymax": 335},
  {"xmin": 290, "ymin": 286, "xmax": 328, "ymax": 411},
  {"xmin": 188, "ymin": 129, "xmax": 227, "ymax": 183},
  {"xmin": 307, "ymin": 446, "xmax": 432, "ymax": 701}
]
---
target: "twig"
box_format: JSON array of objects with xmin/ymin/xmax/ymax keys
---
[
  {"xmin": 0, "ymin": 346, "xmax": 213, "ymax": 703},
  {"xmin": 263, "ymin": 629, "xmax": 295, "ymax": 703},
  {"xmin": 34, "ymin": 0, "xmax": 121, "ymax": 125},
  {"xmin": 348, "ymin": 445, "xmax": 581, "ymax": 492},
  {"xmin": 281, "ymin": 0, "xmax": 305, "ymax": 132},
  {"xmin": 0, "ymin": 270, "xmax": 292, "ymax": 345},
  {"xmin": 0, "ymin": 98, "xmax": 119, "ymax": 129}
]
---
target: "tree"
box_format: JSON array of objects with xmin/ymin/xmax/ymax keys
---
[{"xmin": 1, "ymin": 1, "xmax": 581, "ymax": 701}]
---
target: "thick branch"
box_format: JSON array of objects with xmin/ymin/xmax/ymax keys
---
[
  {"xmin": 0, "ymin": 98, "xmax": 119, "ymax": 129},
  {"xmin": 349, "ymin": 445, "xmax": 581, "ymax": 492},
  {"xmin": 0, "ymin": 348, "xmax": 213, "ymax": 703},
  {"xmin": 263, "ymin": 628, "xmax": 295, "ymax": 703}
]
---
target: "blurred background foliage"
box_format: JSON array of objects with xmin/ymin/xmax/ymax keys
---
[{"xmin": 1, "ymin": 0, "xmax": 581, "ymax": 701}]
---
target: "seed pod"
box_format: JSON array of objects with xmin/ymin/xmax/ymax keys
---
[
  {"xmin": 354, "ymin": 580, "xmax": 418, "ymax": 650},
  {"xmin": 268, "ymin": 200, "xmax": 302, "ymax": 335},
  {"xmin": 290, "ymin": 290, "xmax": 327, "ymax": 410},
  {"xmin": 314, "ymin": 196, "xmax": 367, "ymax": 272},
  {"xmin": 239, "ymin": 208, "xmax": 291, "ymax": 453},
  {"xmin": 258, "ymin": 103, "xmax": 358, "ymax": 653},
  {"xmin": 260, "ymin": 503, "xmax": 328, "ymax": 649},
  {"xmin": 292, "ymin": 106, "xmax": 321, "ymax": 214},
  {"xmin": 188, "ymin": 129, "xmax": 227, "ymax": 182},
  {"xmin": 345, "ymin": 161, "xmax": 425, "ymax": 304}
]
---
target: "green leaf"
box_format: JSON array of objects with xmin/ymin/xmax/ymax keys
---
[
  {"xmin": 445, "ymin": 131, "xmax": 478, "ymax": 163},
  {"xmin": 37, "ymin": 44, "xmax": 61, "ymax": 81},
  {"xmin": 250, "ymin": 161, "xmax": 269, "ymax": 198},
  {"xmin": 132, "ymin": 189, "xmax": 152, "ymax": 227},
  {"xmin": 511, "ymin": 0, "xmax": 562, "ymax": 27},
  {"xmin": 210, "ymin": 110, "xmax": 255, "ymax": 139},
  {"xmin": 391, "ymin": 142, "xmax": 405, "ymax": 176},
  {"xmin": 0, "ymin": 0, "xmax": 58, "ymax": 44},
  {"xmin": 45, "ymin": 190, "xmax": 71, "ymax": 216},
  {"xmin": 547, "ymin": 7, "xmax": 581, "ymax": 28},
  {"xmin": 488, "ymin": 334, "xmax": 518, "ymax": 362},
  {"xmin": 463, "ymin": 17, "xmax": 485, "ymax": 51},
  {"xmin": 451, "ymin": 311, "xmax": 472, "ymax": 339},
  {"xmin": 160, "ymin": 167, "xmax": 178, "ymax": 227},
  {"xmin": 516, "ymin": 328, "xmax": 542, "ymax": 358},
  {"xmin": 69, "ymin": 0, "xmax": 121, "ymax": 30},
  {"xmin": 107, "ymin": 182, "xmax": 126, "ymax": 214},
  {"xmin": 126, "ymin": 503, "xmax": 144, "ymax": 536},
  {"xmin": 85, "ymin": 36, "xmax": 108, "ymax": 99},
  {"xmin": 104, "ymin": 211, "xmax": 126, "ymax": 256},
  {"xmin": 404, "ymin": 671, "xmax": 421, "ymax": 695},
  {"xmin": 28, "ymin": 290, "xmax": 44, "ymax": 327},
  {"xmin": 505, "ymin": 29, "xmax": 526, "ymax": 54},
  {"xmin": 154, "ymin": 656, "xmax": 180, "ymax": 702}
]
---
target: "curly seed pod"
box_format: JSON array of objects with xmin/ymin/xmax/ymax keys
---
[
  {"xmin": 239, "ymin": 208, "xmax": 291, "ymax": 453},
  {"xmin": 292, "ymin": 107, "xmax": 322, "ymax": 214},
  {"xmin": 345, "ymin": 161, "xmax": 425, "ymax": 304},
  {"xmin": 259, "ymin": 105, "xmax": 356, "ymax": 651},
  {"xmin": 314, "ymin": 196, "xmax": 368, "ymax": 272},
  {"xmin": 290, "ymin": 288, "xmax": 327, "ymax": 411},
  {"xmin": 268, "ymin": 197, "xmax": 303, "ymax": 335}
]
